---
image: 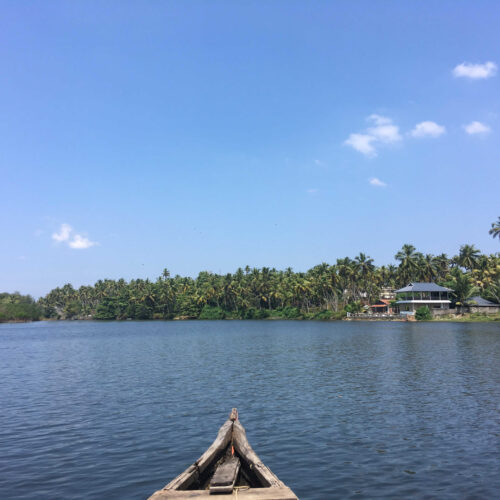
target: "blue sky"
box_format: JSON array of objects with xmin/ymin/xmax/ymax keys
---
[{"xmin": 1, "ymin": 1, "xmax": 499, "ymax": 297}]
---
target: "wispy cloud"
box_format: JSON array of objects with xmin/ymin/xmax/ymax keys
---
[
  {"xmin": 306, "ymin": 188, "xmax": 319, "ymax": 195},
  {"xmin": 314, "ymin": 159, "xmax": 325, "ymax": 167},
  {"xmin": 345, "ymin": 115, "xmax": 402, "ymax": 157},
  {"xmin": 68, "ymin": 234, "xmax": 97, "ymax": 249},
  {"xmin": 52, "ymin": 223, "xmax": 97, "ymax": 250},
  {"xmin": 369, "ymin": 177, "xmax": 387, "ymax": 187},
  {"xmin": 52, "ymin": 223, "xmax": 72, "ymax": 242},
  {"xmin": 410, "ymin": 121, "xmax": 446, "ymax": 138},
  {"xmin": 453, "ymin": 61, "xmax": 497, "ymax": 79},
  {"xmin": 463, "ymin": 121, "xmax": 491, "ymax": 135},
  {"xmin": 368, "ymin": 114, "xmax": 393, "ymax": 126}
]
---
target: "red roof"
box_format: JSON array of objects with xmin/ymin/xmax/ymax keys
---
[{"xmin": 370, "ymin": 299, "xmax": 391, "ymax": 308}]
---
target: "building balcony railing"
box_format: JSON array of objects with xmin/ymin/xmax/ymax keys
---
[
  {"xmin": 396, "ymin": 299, "xmax": 451, "ymax": 304},
  {"xmin": 396, "ymin": 293, "xmax": 450, "ymax": 301}
]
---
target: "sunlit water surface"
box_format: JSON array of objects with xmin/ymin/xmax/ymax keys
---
[{"xmin": 0, "ymin": 320, "xmax": 499, "ymax": 499}]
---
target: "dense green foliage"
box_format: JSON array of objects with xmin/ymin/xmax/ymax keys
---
[
  {"xmin": 32, "ymin": 243, "xmax": 500, "ymax": 321},
  {"xmin": 0, "ymin": 293, "xmax": 42, "ymax": 322},
  {"xmin": 199, "ymin": 305, "xmax": 226, "ymax": 320},
  {"xmin": 415, "ymin": 306, "xmax": 432, "ymax": 321}
]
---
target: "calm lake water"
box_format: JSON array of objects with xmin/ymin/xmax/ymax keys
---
[{"xmin": 0, "ymin": 320, "xmax": 499, "ymax": 499}]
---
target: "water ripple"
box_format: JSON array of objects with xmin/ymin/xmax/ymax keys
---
[{"xmin": 0, "ymin": 320, "xmax": 499, "ymax": 499}]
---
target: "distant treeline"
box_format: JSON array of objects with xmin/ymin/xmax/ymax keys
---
[
  {"xmin": 28, "ymin": 244, "xmax": 499, "ymax": 321},
  {"xmin": 0, "ymin": 293, "xmax": 42, "ymax": 322}
]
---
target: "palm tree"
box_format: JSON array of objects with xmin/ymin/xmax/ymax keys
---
[
  {"xmin": 448, "ymin": 268, "xmax": 478, "ymax": 309},
  {"xmin": 336, "ymin": 257, "xmax": 356, "ymax": 304},
  {"xmin": 395, "ymin": 244, "xmax": 422, "ymax": 285},
  {"xmin": 420, "ymin": 254, "xmax": 437, "ymax": 282},
  {"xmin": 434, "ymin": 253, "xmax": 449, "ymax": 281},
  {"xmin": 489, "ymin": 217, "xmax": 500, "ymax": 240},
  {"xmin": 354, "ymin": 253, "xmax": 375, "ymax": 301},
  {"xmin": 457, "ymin": 244, "xmax": 481, "ymax": 271},
  {"xmin": 354, "ymin": 253, "xmax": 375, "ymax": 278}
]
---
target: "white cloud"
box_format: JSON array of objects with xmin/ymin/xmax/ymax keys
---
[
  {"xmin": 410, "ymin": 121, "xmax": 446, "ymax": 138},
  {"xmin": 345, "ymin": 133, "xmax": 377, "ymax": 156},
  {"xmin": 369, "ymin": 177, "xmax": 387, "ymax": 187},
  {"xmin": 52, "ymin": 223, "xmax": 72, "ymax": 242},
  {"xmin": 345, "ymin": 115, "xmax": 401, "ymax": 157},
  {"xmin": 368, "ymin": 114, "xmax": 393, "ymax": 126},
  {"xmin": 68, "ymin": 234, "xmax": 97, "ymax": 249},
  {"xmin": 306, "ymin": 188, "xmax": 319, "ymax": 194},
  {"xmin": 463, "ymin": 121, "xmax": 491, "ymax": 135},
  {"xmin": 366, "ymin": 115, "xmax": 402, "ymax": 143},
  {"xmin": 314, "ymin": 159, "xmax": 325, "ymax": 166},
  {"xmin": 368, "ymin": 123, "xmax": 402, "ymax": 143},
  {"xmin": 52, "ymin": 223, "xmax": 97, "ymax": 249},
  {"xmin": 453, "ymin": 61, "xmax": 497, "ymax": 79}
]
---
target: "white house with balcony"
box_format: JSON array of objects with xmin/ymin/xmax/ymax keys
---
[{"xmin": 395, "ymin": 282, "xmax": 453, "ymax": 315}]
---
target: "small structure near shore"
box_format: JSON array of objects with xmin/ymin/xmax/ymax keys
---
[
  {"xmin": 465, "ymin": 296, "xmax": 500, "ymax": 314},
  {"xmin": 369, "ymin": 299, "xmax": 394, "ymax": 314}
]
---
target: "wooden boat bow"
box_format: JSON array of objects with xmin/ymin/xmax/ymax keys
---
[{"xmin": 148, "ymin": 409, "xmax": 298, "ymax": 499}]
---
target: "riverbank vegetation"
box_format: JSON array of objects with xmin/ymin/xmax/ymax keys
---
[
  {"xmin": 0, "ymin": 293, "xmax": 42, "ymax": 322},
  {"xmin": 30, "ymin": 243, "xmax": 499, "ymax": 321}
]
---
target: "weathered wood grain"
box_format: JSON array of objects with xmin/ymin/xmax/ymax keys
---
[
  {"xmin": 209, "ymin": 456, "xmax": 240, "ymax": 494},
  {"xmin": 195, "ymin": 420, "xmax": 232, "ymax": 474},
  {"xmin": 148, "ymin": 486, "xmax": 298, "ymax": 499},
  {"xmin": 156, "ymin": 419, "xmax": 232, "ymax": 493},
  {"xmin": 232, "ymin": 421, "xmax": 285, "ymax": 489}
]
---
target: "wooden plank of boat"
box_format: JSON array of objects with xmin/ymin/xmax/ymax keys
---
[
  {"xmin": 148, "ymin": 409, "xmax": 298, "ymax": 500},
  {"xmin": 150, "ymin": 489, "xmax": 298, "ymax": 499},
  {"xmin": 209, "ymin": 456, "xmax": 240, "ymax": 494}
]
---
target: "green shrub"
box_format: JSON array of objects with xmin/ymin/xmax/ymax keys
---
[
  {"xmin": 312, "ymin": 310, "xmax": 333, "ymax": 320},
  {"xmin": 281, "ymin": 306, "xmax": 301, "ymax": 319},
  {"xmin": 345, "ymin": 301, "xmax": 362, "ymax": 313},
  {"xmin": 416, "ymin": 306, "xmax": 431, "ymax": 321},
  {"xmin": 254, "ymin": 309, "xmax": 270, "ymax": 319},
  {"xmin": 240, "ymin": 308, "xmax": 270, "ymax": 319},
  {"xmin": 331, "ymin": 310, "xmax": 347, "ymax": 320},
  {"xmin": 239, "ymin": 308, "xmax": 255, "ymax": 319},
  {"xmin": 198, "ymin": 305, "xmax": 226, "ymax": 320}
]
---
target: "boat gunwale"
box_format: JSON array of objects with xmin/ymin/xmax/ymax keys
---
[{"xmin": 162, "ymin": 419, "xmax": 233, "ymax": 491}]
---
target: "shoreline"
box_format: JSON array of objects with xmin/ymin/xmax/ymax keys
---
[{"xmin": 3, "ymin": 314, "xmax": 499, "ymax": 324}]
